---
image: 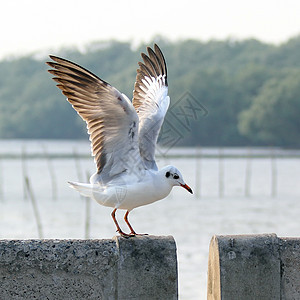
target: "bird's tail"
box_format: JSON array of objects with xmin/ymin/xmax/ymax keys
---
[{"xmin": 68, "ymin": 181, "xmax": 94, "ymax": 198}]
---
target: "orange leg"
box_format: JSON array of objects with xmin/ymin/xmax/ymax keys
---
[
  {"xmin": 111, "ymin": 209, "xmax": 132, "ymax": 238},
  {"xmin": 124, "ymin": 210, "xmax": 148, "ymax": 236},
  {"xmin": 124, "ymin": 210, "xmax": 137, "ymax": 235}
]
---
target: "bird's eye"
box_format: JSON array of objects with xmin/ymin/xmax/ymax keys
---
[
  {"xmin": 173, "ymin": 173, "xmax": 179, "ymax": 179},
  {"xmin": 165, "ymin": 171, "xmax": 170, "ymax": 178}
]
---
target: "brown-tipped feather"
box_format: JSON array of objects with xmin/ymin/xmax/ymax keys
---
[
  {"xmin": 138, "ymin": 62, "xmax": 153, "ymax": 78},
  {"xmin": 48, "ymin": 69, "xmax": 95, "ymax": 84},
  {"xmin": 131, "ymin": 44, "xmax": 169, "ymax": 170},
  {"xmin": 154, "ymin": 44, "xmax": 167, "ymax": 82},
  {"xmin": 133, "ymin": 44, "xmax": 168, "ymax": 112},
  {"xmin": 146, "ymin": 47, "xmax": 160, "ymax": 76},
  {"xmin": 47, "ymin": 55, "xmax": 109, "ymax": 85},
  {"xmin": 47, "ymin": 55, "xmax": 139, "ymax": 175},
  {"xmin": 140, "ymin": 53, "xmax": 157, "ymax": 78}
]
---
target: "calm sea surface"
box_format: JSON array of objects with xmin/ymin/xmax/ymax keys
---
[{"xmin": 0, "ymin": 140, "xmax": 300, "ymax": 299}]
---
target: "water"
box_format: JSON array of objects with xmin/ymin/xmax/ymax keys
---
[{"xmin": 0, "ymin": 140, "xmax": 300, "ymax": 299}]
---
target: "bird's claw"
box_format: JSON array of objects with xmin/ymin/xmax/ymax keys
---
[
  {"xmin": 117, "ymin": 230, "xmax": 135, "ymax": 238},
  {"xmin": 117, "ymin": 230, "xmax": 148, "ymax": 238},
  {"xmin": 133, "ymin": 233, "xmax": 148, "ymax": 236}
]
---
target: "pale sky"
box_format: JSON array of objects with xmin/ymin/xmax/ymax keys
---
[{"xmin": 1, "ymin": 0, "xmax": 300, "ymax": 59}]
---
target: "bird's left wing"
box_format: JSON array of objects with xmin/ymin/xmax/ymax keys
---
[{"xmin": 47, "ymin": 56, "xmax": 144, "ymax": 183}]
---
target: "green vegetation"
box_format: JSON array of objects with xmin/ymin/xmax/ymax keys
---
[{"xmin": 0, "ymin": 36, "xmax": 299, "ymax": 147}]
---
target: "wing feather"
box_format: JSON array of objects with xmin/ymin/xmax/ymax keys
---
[
  {"xmin": 133, "ymin": 44, "xmax": 170, "ymax": 170},
  {"xmin": 47, "ymin": 56, "xmax": 142, "ymax": 180}
]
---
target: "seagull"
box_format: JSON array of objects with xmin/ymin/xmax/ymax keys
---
[{"xmin": 47, "ymin": 44, "xmax": 193, "ymax": 237}]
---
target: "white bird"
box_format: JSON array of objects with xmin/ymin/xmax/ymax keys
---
[{"xmin": 47, "ymin": 44, "xmax": 193, "ymax": 237}]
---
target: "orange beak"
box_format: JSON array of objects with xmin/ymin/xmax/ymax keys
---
[{"xmin": 180, "ymin": 183, "xmax": 193, "ymax": 194}]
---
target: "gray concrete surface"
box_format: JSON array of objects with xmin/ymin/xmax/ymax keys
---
[
  {"xmin": 207, "ymin": 234, "xmax": 300, "ymax": 300},
  {"xmin": 116, "ymin": 236, "xmax": 177, "ymax": 300},
  {"xmin": 279, "ymin": 238, "xmax": 300, "ymax": 300},
  {"xmin": 0, "ymin": 236, "xmax": 177, "ymax": 300}
]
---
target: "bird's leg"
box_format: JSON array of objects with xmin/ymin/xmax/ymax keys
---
[
  {"xmin": 124, "ymin": 210, "xmax": 148, "ymax": 236},
  {"xmin": 111, "ymin": 208, "xmax": 132, "ymax": 238},
  {"xmin": 124, "ymin": 210, "xmax": 137, "ymax": 235}
]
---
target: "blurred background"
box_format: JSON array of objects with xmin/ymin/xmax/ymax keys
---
[{"xmin": 1, "ymin": 1, "xmax": 300, "ymax": 299}]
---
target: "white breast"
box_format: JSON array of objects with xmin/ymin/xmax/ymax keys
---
[{"xmin": 91, "ymin": 172, "xmax": 172, "ymax": 211}]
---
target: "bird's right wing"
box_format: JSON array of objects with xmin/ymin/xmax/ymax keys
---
[{"xmin": 133, "ymin": 44, "xmax": 170, "ymax": 170}]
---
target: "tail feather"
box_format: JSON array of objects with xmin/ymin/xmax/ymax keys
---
[{"xmin": 68, "ymin": 181, "xmax": 94, "ymax": 198}]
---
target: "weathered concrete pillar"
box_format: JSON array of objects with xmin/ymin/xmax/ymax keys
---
[
  {"xmin": 0, "ymin": 236, "xmax": 177, "ymax": 300},
  {"xmin": 279, "ymin": 237, "xmax": 300, "ymax": 299},
  {"xmin": 115, "ymin": 236, "xmax": 177, "ymax": 299},
  {"xmin": 207, "ymin": 234, "xmax": 300, "ymax": 300}
]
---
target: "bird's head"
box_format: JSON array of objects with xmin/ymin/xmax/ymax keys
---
[{"xmin": 162, "ymin": 166, "xmax": 193, "ymax": 194}]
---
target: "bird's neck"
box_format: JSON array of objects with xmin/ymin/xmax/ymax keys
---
[{"xmin": 153, "ymin": 168, "xmax": 173, "ymax": 199}]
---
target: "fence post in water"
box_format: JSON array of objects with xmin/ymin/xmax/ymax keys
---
[
  {"xmin": 73, "ymin": 147, "xmax": 83, "ymax": 182},
  {"xmin": 73, "ymin": 149, "xmax": 92, "ymax": 239},
  {"xmin": 84, "ymin": 171, "xmax": 91, "ymax": 239},
  {"xmin": 21, "ymin": 145, "xmax": 28, "ymax": 201},
  {"xmin": 0, "ymin": 159, "xmax": 3, "ymax": 201},
  {"xmin": 195, "ymin": 147, "xmax": 201, "ymax": 198},
  {"xmin": 0, "ymin": 236, "xmax": 178, "ymax": 299},
  {"xmin": 41, "ymin": 144, "xmax": 57, "ymax": 201},
  {"xmin": 24, "ymin": 176, "xmax": 43, "ymax": 239},
  {"xmin": 218, "ymin": 148, "xmax": 224, "ymax": 198},
  {"xmin": 244, "ymin": 148, "xmax": 252, "ymax": 197},
  {"xmin": 271, "ymin": 149, "xmax": 277, "ymax": 198}
]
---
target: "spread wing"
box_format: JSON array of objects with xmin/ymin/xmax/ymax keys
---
[
  {"xmin": 47, "ymin": 56, "xmax": 143, "ymax": 183},
  {"xmin": 133, "ymin": 44, "xmax": 170, "ymax": 170}
]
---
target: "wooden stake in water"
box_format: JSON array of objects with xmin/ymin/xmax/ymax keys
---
[
  {"xmin": 84, "ymin": 171, "xmax": 91, "ymax": 239},
  {"xmin": 73, "ymin": 148, "xmax": 83, "ymax": 182},
  {"xmin": 195, "ymin": 147, "xmax": 201, "ymax": 199},
  {"xmin": 73, "ymin": 149, "xmax": 91, "ymax": 238},
  {"xmin": 218, "ymin": 148, "xmax": 224, "ymax": 198},
  {"xmin": 22, "ymin": 145, "xmax": 28, "ymax": 201},
  {"xmin": 245, "ymin": 148, "xmax": 252, "ymax": 197},
  {"xmin": 41, "ymin": 144, "xmax": 57, "ymax": 201},
  {"xmin": 24, "ymin": 176, "xmax": 43, "ymax": 238},
  {"xmin": 0, "ymin": 159, "xmax": 3, "ymax": 201},
  {"xmin": 271, "ymin": 149, "xmax": 277, "ymax": 198}
]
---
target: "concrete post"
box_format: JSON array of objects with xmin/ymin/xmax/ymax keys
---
[
  {"xmin": 207, "ymin": 234, "xmax": 300, "ymax": 300},
  {"xmin": 0, "ymin": 236, "xmax": 177, "ymax": 300},
  {"xmin": 279, "ymin": 238, "xmax": 300, "ymax": 299}
]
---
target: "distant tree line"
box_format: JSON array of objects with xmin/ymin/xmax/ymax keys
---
[{"xmin": 0, "ymin": 36, "xmax": 299, "ymax": 147}]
